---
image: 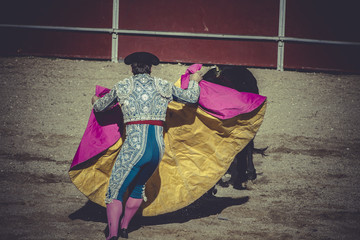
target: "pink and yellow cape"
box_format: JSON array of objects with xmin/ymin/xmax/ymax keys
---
[{"xmin": 69, "ymin": 64, "xmax": 267, "ymax": 216}]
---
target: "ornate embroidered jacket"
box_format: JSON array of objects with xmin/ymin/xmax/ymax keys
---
[{"xmin": 93, "ymin": 73, "xmax": 200, "ymax": 122}]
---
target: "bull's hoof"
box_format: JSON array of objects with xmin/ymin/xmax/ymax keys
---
[
  {"xmin": 233, "ymin": 181, "xmax": 246, "ymax": 190},
  {"xmin": 246, "ymin": 171, "xmax": 257, "ymax": 181},
  {"xmin": 218, "ymin": 181, "xmax": 230, "ymax": 188},
  {"xmin": 207, "ymin": 186, "xmax": 217, "ymax": 196},
  {"xmin": 244, "ymin": 180, "xmax": 257, "ymax": 190}
]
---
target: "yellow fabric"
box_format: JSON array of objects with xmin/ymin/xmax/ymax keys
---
[
  {"xmin": 69, "ymin": 138, "xmax": 123, "ymax": 206},
  {"xmin": 69, "ymin": 79, "xmax": 266, "ymax": 216}
]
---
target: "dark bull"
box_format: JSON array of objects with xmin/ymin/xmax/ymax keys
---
[{"xmin": 202, "ymin": 65, "xmax": 267, "ymax": 191}]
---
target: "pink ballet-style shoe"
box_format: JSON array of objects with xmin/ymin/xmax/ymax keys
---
[
  {"xmin": 119, "ymin": 228, "xmax": 128, "ymax": 239},
  {"xmin": 108, "ymin": 236, "xmax": 118, "ymax": 240}
]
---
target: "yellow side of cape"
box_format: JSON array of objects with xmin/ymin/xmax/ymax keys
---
[{"xmin": 69, "ymin": 80, "xmax": 266, "ymax": 216}]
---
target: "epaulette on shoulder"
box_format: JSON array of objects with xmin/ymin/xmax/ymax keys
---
[{"xmin": 115, "ymin": 77, "xmax": 134, "ymax": 99}]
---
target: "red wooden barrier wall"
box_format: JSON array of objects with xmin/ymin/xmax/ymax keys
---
[
  {"xmin": 0, "ymin": 0, "xmax": 359, "ymax": 73},
  {"xmin": 116, "ymin": 0, "xmax": 278, "ymax": 67},
  {"xmin": 0, "ymin": 0, "xmax": 112, "ymax": 59}
]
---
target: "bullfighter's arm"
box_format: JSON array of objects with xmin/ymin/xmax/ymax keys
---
[
  {"xmin": 92, "ymin": 87, "xmax": 118, "ymax": 112},
  {"xmin": 172, "ymin": 72, "xmax": 202, "ymax": 103},
  {"xmin": 172, "ymin": 80, "xmax": 200, "ymax": 103}
]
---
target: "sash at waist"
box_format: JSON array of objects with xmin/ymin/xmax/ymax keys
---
[{"xmin": 126, "ymin": 120, "xmax": 164, "ymax": 126}]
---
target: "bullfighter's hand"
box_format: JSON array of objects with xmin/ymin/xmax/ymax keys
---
[
  {"xmin": 190, "ymin": 72, "xmax": 202, "ymax": 82},
  {"xmin": 91, "ymin": 95, "xmax": 100, "ymax": 105}
]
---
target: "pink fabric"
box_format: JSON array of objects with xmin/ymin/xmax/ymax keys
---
[
  {"xmin": 198, "ymin": 81, "xmax": 266, "ymax": 119},
  {"xmin": 181, "ymin": 64, "xmax": 267, "ymax": 119},
  {"xmin": 180, "ymin": 64, "xmax": 202, "ymax": 89},
  {"xmin": 70, "ymin": 85, "xmax": 122, "ymax": 168}
]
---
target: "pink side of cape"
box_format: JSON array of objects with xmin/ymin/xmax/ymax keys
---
[
  {"xmin": 70, "ymin": 86, "xmax": 121, "ymax": 168},
  {"xmin": 181, "ymin": 64, "xmax": 267, "ymax": 119}
]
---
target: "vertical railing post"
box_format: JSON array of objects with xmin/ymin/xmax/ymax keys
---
[
  {"xmin": 111, "ymin": 0, "xmax": 119, "ymax": 62},
  {"xmin": 277, "ymin": 0, "xmax": 286, "ymax": 71}
]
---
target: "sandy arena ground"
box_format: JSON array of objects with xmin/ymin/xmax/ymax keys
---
[{"xmin": 0, "ymin": 56, "xmax": 359, "ymax": 240}]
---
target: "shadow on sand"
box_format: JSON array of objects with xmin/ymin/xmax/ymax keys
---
[{"xmin": 69, "ymin": 194, "xmax": 249, "ymax": 233}]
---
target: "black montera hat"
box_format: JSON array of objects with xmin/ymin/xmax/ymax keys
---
[{"xmin": 124, "ymin": 52, "xmax": 160, "ymax": 66}]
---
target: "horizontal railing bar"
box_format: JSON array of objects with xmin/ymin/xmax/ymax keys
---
[
  {"xmin": 283, "ymin": 36, "xmax": 360, "ymax": 46},
  {"xmin": 1, "ymin": 24, "xmax": 360, "ymax": 46},
  {"xmin": 114, "ymin": 28, "xmax": 278, "ymax": 41},
  {"xmin": 0, "ymin": 24, "xmax": 113, "ymax": 33}
]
